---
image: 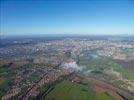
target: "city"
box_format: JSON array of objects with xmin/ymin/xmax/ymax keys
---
[
  {"xmin": 1, "ymin": 0, "xmax": 134, "ymax": 100},
  {"xmin": 0, "ymin": 36, "xmax": 134, "ymax": 100}
]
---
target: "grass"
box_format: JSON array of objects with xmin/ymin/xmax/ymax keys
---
[
  {"xmin": 0, "ymin": 64, "xmax": 15, "ymax": 97},
  {"xmin": 79, "ymin": 57, "xmax": 134, "ymax": 80},
  {"xmin": 122, "ymin": 48, "xmax": 134, "ymax": 53},
  {"xmin": 46, "ymin": 80, "xmax": 115, "ymax": 100},
  {"xmin": 107, "ymin": 60, "xmax": 134, "ymax": 80},
  {"xmin": 95, "ymin": 92, "xmax": 115, "ymax": 100}
]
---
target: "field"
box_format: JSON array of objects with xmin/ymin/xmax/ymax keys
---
[
  {"xmin": 115, "ymin": 60, "xmax": 134, "ymax": 70},
  {"xmin": 0, "ymin": 64, "xmax": 15, "ymax": 97},
  {"xmin": 122, "ymin": 48, "xmax": 134, "ymax": 53},
  {"xmin": 46, "ymin": 80, "xmax": 115, "ymax": 100},
  {"xmin": 79, "ymin": 54, "xmax": 134, "ymax": 80}
]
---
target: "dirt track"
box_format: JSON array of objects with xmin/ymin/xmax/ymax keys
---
[{"xmin": 88, "ymin": 78, "xmax": 124, "ymax": 100}]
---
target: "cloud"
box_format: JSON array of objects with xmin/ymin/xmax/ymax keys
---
[{"xmin": 61, "ymin": 61, "xmax": 84, "ymax": 71}]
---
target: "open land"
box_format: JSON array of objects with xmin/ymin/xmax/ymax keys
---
[{"xmin": 0, "ymin": 36, "xmax": 134, "ymax": 100}]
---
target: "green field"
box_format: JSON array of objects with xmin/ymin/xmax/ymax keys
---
[
  {"xmin": 46, "ymin": 80, "xmax": 115, "ymax": 100},
  {"xmin": 122, "ymin": 48, "xmax": 134, "ymax": 53},
  {"xmin": 79, "ymin": 56, "xmax": 134, "ymax": 80},
  {"xmin": 0, "ymin": 64, "xmax": 15, "ymax": 97}
]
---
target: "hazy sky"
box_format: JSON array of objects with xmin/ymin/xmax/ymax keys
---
[{"xmin": 0, "ymin": 0, "xmax": 134, "ymax": 36}]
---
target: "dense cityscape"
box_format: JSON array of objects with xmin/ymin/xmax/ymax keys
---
[
  {"xmin": 1, "ymin": 0, "xmax": 134, "ymax": 100},
  {"xmin": 0, "ymin": 36, "xmax": 134, "ymax": 100}
]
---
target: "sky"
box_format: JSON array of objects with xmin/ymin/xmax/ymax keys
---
[{"xmin": 0, "ymin": 0, "xmax": 134, "ymax": 36}]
